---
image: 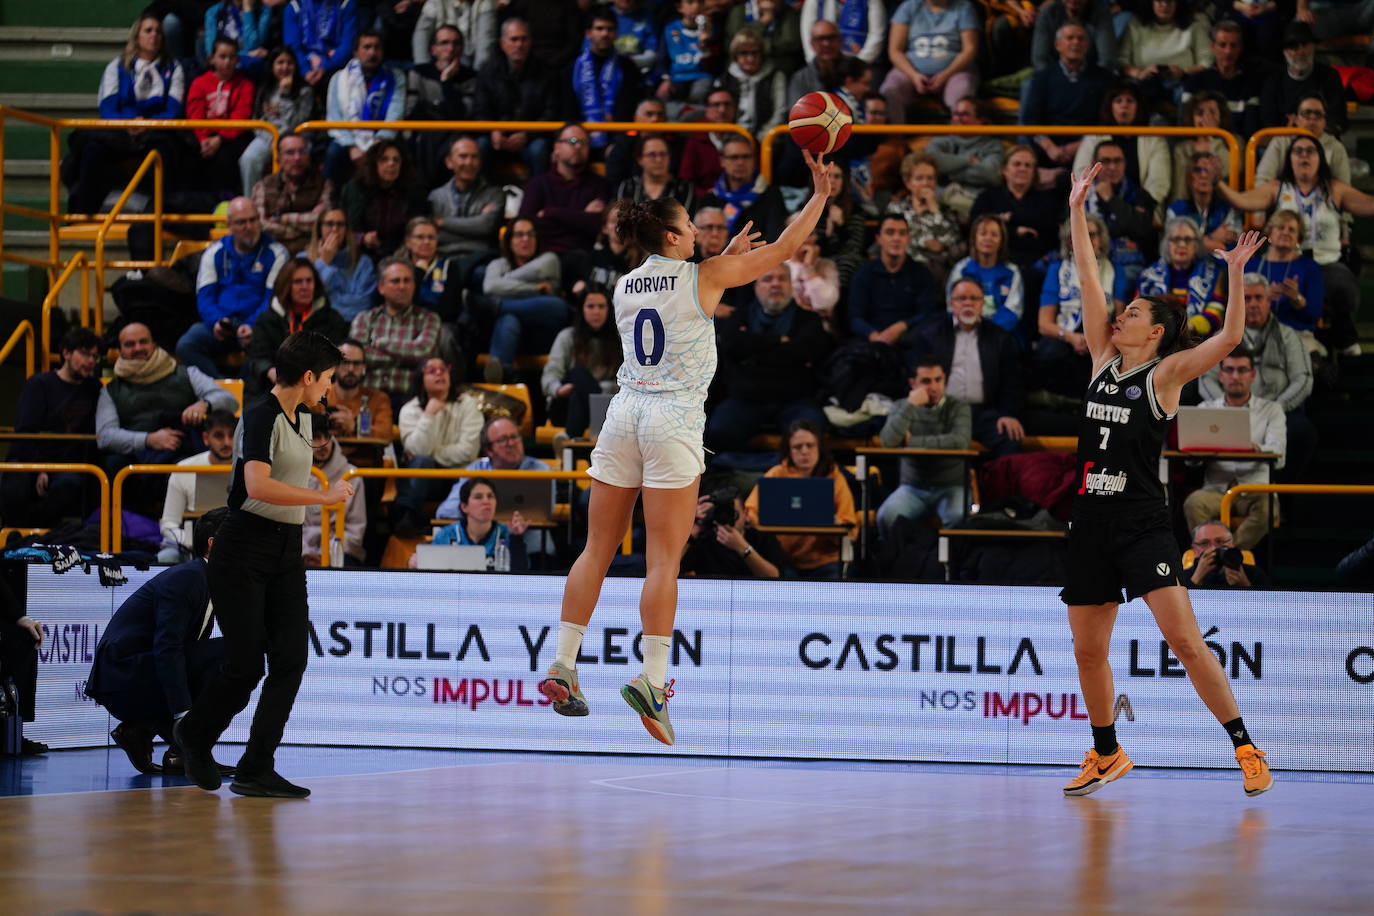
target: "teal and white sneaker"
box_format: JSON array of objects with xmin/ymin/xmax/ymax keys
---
[
  {"xmin": 537, "ymin": 661, "xmax": 589, "ymax": 716},
  {"xmin": 621, "ymin": 676, "xmax": 675, "ymax": 746}
]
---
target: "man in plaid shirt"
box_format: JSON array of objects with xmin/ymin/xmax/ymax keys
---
[
  {"xmin": 251, "ymin": 135, "xmax": 332, "ymax": 255},
  {"xmin": 348, "ymin": 258, "xmax": 441, "ymax": 410}
]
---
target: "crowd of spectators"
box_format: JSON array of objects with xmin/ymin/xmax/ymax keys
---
[{"xmin": 7, "ymin": 0, "xmax": 1374, "ymax": 581}]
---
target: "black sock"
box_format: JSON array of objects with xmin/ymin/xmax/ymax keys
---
[
  {"xmin": 1091, "ymin": 724, "xmax": 1118, "ymax": 756},
  {"xmin": 1223, "ymin": 717, "xmax": 1252, "ymax": 749}
]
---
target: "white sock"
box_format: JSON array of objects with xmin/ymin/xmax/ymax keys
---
[
  {"xmin": 640, "ymin": 634, "xmax": 672, "ymax": 688},
  {"xmin": 555, "ymin": 621, "xmax": 586, "ymax": 669}
]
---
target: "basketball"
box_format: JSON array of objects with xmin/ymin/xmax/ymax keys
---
[{"xmin": 788, "ymin": 91, "xmax": 853, "ymax": 155}]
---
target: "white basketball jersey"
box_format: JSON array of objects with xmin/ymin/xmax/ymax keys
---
[{"xmin": 613, "ymin": 255, "xmax": 716, "ymax": 396}]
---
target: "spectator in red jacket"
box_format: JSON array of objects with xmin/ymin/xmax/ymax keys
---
[{"xmin": 186, "ymin": 36, "xmax": 255, "ymax": 197}]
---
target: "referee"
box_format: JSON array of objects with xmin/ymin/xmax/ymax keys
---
[{"xmin": 175, "ymin": 331, "xmax": 352, "ymax": 798}]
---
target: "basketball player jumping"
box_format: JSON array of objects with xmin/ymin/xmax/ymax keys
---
[
  {"xmin": 1060, "ymin": 163, "xmax": 1274, "ymax": 797},
  {"xmin": 537, "ymin": 149, "xmax": 831, "ymax": 745}
]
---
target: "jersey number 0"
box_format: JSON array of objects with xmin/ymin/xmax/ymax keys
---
[{"xmin": 633, "ymin": 308, "xmax": 666, "ymax": 366}]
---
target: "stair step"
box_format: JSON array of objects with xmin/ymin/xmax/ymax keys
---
[
  {"xmin": 4, "ymin": 159, "xmax": 55, "ymax": 178},
  {"xmin": 0, "ymin": 123, "xmax": 55, "ymax": 160},
  {"xmin": 0, "ymin": 60, "xmax": 108, "ymax": 96},
  {"xmin": 0, "ymin": 1, "xmax": 150, "ymax": 28},
  {"xmin": 0, "ymin": 92, "xmax": 98, "ymax": 114}
]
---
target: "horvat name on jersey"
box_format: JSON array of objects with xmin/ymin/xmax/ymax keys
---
[{"xmin": 623, "ymin": 275, "xmax": 678, "ymax": 295}]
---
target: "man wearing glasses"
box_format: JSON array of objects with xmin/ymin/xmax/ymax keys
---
[
  {"xmin": 323, "ymin": 340, "xmax": 393, "ymax": 463},
  {"xmin": 1184, "ymin": 346, "xmax": 1287, "ymax": 550},
  {"xmin": 518, "ymin": 123, "xmax": 611, "ymax": 257}
]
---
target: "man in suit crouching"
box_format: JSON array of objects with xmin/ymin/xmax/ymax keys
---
[{"xmin": 86, "ymin": 507, "xmax": 235, "ymax": 775}]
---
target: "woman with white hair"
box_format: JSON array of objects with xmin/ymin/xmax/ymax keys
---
[
  {"xmin": 1136, "ymin": 215, "xmax": 1226, "ymax": 338},
  {"xmin": 1034, "ymin": 212, "xmax": 1120, "ymax": 399}
]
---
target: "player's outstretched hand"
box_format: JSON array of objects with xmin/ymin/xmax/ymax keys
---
[
  {"xmin": 723, "ymin": 219, "xmax": 764, "ymax": 256},
  {"xmin": 1068, "ymin": 162, "xmax": 1101, "ymax": 210},
  {"xmin": 1215, "ymin": 229, "xmax": 1267, "ymax": 267},
  {"xmin": 802, "ymin": 149, "xmax": 828, "ymax": 198}
]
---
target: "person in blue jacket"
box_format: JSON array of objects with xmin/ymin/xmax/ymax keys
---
[
  {"xmin": 65, "ymin": 13, "xmax": 187, "ymax": 214},
  {"xmin": 945, "ymin": 214, "xmax": 1025, "ymax": 341},
  {"xmin": 284, "ymin": 0, "xmax": 360, "ymax": 88},
  {"xmin": 179, "ymin": 197, "xmax": 291, "ymax": 377},
  {"xmin": 201, "ymin": 1, "xmax": 274, "ymax": 74},
  {"xmin": 86, "ymin": 508, "xmax": 236, "ymax": 776},
  {"xmin": 423, "ymin": 477, "xmax": 530, "ymax": 570}
]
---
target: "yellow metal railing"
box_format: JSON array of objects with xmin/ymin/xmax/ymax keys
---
[
  {"xmin": 2, "ymin": 462, "xmax": 109, "ymax": 551},
  {"xmin": 0, "ymin": 319, "xmax": 35, "ymax": 378},
  {"xmin": 39, "ymin": 252, "xmax": 89, "ymax": 372},
  {"xmin": 758, "ymin": 123, "xmax": 1243, "ymax": 187},
  {"xmin": 1221, "ymin": 484, "xmax": 1374, "ymax": 530},
  {"xmin": 111, "ymin": 464, "xmax": 333, "ymax": 553},
  {"xmin": 326, "ymin": 466, "xmax": 628, "ymax": 568}
]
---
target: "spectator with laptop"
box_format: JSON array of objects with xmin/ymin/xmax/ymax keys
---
[
  {"xmin": 303, "ymin": 420, "xmax": 366, "ymax": 567},
  {"xmin": 541, "ymin": 284, "xmax": 623, "ymax": 440},
  {"xmin": 875, "ymin": 356, "xmax": 972, "ymax": 540},
  {"xmin": 394, "ymin": 357, "xmax": 485, "ymax": 532},
  {"xmin": 156, "ymin": 409, "xmax": 236, "ymax": 564},
  {"xmin": 434, "ymin": 415, "xmax": 552, "ymax": 566},
  {"xmin": 681, "ymin": 485, "xmax": 784, "ymax": 579},
  {"xmin": 411, "ymin": 478, "xmax": 530, "ymax": 570},
  {"xmin": 1197, "ymin": 273, "xmax": 1315, "ymax": 482},
  {"xmin": 1182, "ymin": 347, "xmax": 1286, "ymax": 551},
  {"xmin": 744, "ymin": 420, "xmax": 857, "ymax": 579}
]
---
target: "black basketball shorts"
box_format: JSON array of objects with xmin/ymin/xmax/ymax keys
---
[{"xmin": 1059, "ymin": 505, "xmax": 1184, "ymax": 605}]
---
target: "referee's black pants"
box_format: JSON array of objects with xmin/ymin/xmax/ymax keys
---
[{"xmin": 180, "ymin": 510, "xmax": 308, "ymax": 776}]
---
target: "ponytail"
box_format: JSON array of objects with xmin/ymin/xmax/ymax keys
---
[
  {"xmin": 616, "ymin": 198, "xmax": 684, "ymax": 256},
  {"xmin": 1144, "ymin": 295, "xmax": 1195, "ymax": 357}
]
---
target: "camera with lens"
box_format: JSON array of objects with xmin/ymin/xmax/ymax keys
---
[
  {"xmin": 1220, "ymin": 546, "xmax": 1244, "ymax": 570},
  {"xmin": 701, "ymin": 487, "xmax": 738, "ymax": 531},
  {"xmin": 216, "ymin": 316, "xmax": 239, "ymax": 335}
]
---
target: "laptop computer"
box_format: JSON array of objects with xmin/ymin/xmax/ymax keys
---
[
  {"xmin": 414, "ymin": 543, "xmax": 489, "ymax": 571},
  {"xmin": 193, "ymin": 469, "xmax": 230, "ymax": 512},
  {"xmin": 492, "ymin": 477, "xmax": 554, "ymax": 524},
  {"xmin": 756, "ymin": 477, "xmax": 835, "ymax": 527},
  {"xmin": 588, "ymin": 393, "xmax": 614, "ymax": 438},
  {"xmin": 1175, "ymin": 406, "xmax": 1255, "ymax": 451}
]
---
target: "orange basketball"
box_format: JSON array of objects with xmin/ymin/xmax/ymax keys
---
[{"xmin": 788, "ymin": 91, "xmax": 853, "ymax": 155}]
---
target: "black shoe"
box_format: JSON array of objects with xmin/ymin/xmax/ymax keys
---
[
  {"xmin": 229, "ymin": 769, "xmax": 310, "ymax": 799},
  {"xmin": 110, "ymin": 723, "xmax": 160, "ymax": 774},
  {"xmin": 172, "ymin": 718, "xmax": 222, "ymax": 791},
  {"xmin": 162, "ymin": 748, "xmax": 235, "ymax": 777},
  {"xmin": 19, "ymin": 738, "xmax": 48, "ymax": 756}
]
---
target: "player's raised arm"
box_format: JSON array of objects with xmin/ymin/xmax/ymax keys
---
[
  {"xmin": 1068, "ymin": 163, "xmax": 1114, "ymax": 366},
  {"xmin": 697, "ymin": 151, "xmax": 829, "ymax": 302},
  {"xmin": 1156, "ymin": 230, "xmax": 1268, "ymax": 388}
]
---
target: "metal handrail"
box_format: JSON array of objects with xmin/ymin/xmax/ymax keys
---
[
  {"xmin": 758, "ymin": 123, "xmax": 1244, "ymax": 187},
  {"xmin": 1220, "ymin": 484, "xmax": 1374, "ymax": 529},
  {"xmin": 293, "ymin": 118, "xmax": 755, "ymax": 143},
  {"xmin": 326, "ymin": 466, "xmax": 618, "ymax": 568},
  {"xmin": 39, "ymin": 252, "xmax": 87, "ymax": 373},
  {"xmin": 94, "ymin": 151, "xmax": 163, "ymax": 336},
  {"xmin": 1, "ymin": 462, "xmax": 109, "ymax": 551},
  {"xmin": 111, "ymin": 464, "xmax": 331, "ymax": 553},
  {"xmin": 0, "ymin": 320, "xmax": 35, "ymax": 378}
]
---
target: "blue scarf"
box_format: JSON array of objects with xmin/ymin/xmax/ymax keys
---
[
  {"xmin": 746, "ymin": 299, "xmax": 796, "ymax": 337},
  {"xmin": 572, "ymin": 39, "xmax": 623, "ymax": 149},
  {"xmin": 836, "ymin": 0, "xmax": 870, "ymax": 57},
  {"xmin": 215, "ymin": 4, "xmax": 244, "ymax": 42},
  {"xmin": 301, "ymin": 0, "xmax": 339, "ymax": 50},
  {"xmin": 712, "ymin": 174, "xmax": 762, "ymax": 232}
]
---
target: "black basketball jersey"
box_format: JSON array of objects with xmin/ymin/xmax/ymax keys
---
[{"xmin": 1074, "ymin": 355, "xmax": 1173, "ymax": 510}]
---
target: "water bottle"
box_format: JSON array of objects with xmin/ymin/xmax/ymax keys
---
[
  {"xmin": 358, "ymin": 401, "xmax": 372, "ymax": 437},
  {"xmin": 493, "ymin": 537, "xmax": 510, "ymax": 573}
]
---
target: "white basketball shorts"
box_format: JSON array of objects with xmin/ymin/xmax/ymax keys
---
[{"xmin": 587, "ymin": 389, "xmax": 706, "ymax": 490}]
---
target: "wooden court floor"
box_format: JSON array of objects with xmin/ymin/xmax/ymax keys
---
[{"xmin": 0, "ymin": 752, "xmax": 1370, "ymax": 915}]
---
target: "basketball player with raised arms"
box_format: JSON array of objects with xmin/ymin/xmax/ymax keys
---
[
  {"xmin": 537, "ymin": 150, "xmax": 831, "ymax": 745},
  {"xmin": 1060, "ymin": 162, "xmax": 1273, "ymax": 797}
]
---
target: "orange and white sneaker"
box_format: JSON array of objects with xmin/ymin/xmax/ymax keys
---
[
  {"xmin": 1235, "ymin": 744, "xmax": 1273, "ymax": 796},
  {"xmin": 1063, "ymin": 746, "xmax": 1134, "ymax": 797}
]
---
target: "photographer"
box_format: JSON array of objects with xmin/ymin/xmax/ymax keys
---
[
  {"xmin": 1185, "ymin": 521, "xmax": 1268, "ymax": 589},
  {"xmin": 681, "ymin": 486, "xmax": 784, "ymax": 579}
]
